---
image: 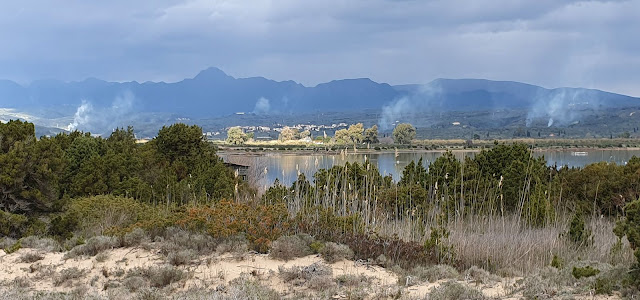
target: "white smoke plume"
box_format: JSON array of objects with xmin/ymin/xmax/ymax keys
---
[
  {"xmin": 66, "ymin": 90, "xmax": 136, "ymax": 135},
  {"xmin": 525, "ymin": 89, "xmax": 599, "ymax": 127},
  {"xmin": 379, "ymin": 82, "xmax": 443, "ymax": 131},
  {"xmin": 253, "ymin": 97, "xmax": 271, "ymax": 114},
  {"xmin": 67, "ymin": 100, "xmax": 93, "ymax": 131}
]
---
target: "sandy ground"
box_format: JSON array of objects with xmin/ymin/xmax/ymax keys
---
[{"xmin": 0, "ymin": 246, "xmax": 623, "ymax": 299}]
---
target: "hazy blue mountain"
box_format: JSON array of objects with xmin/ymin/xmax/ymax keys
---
[{"xmin": 0, "ymin": 68, "xmax": 638, "ymax": 118}]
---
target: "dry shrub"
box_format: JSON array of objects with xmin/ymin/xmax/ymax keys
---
[
  {"xmin": 335, "ymin": 274, "xmax": 371, "ymax": 287},
  {"xmin": 174, "ymin": 277, "xmax": 281, "ymax": 300},
  {"xmin": 53, "ymin": 267, "xmax": 86, "ymax": 286},
  {"xmin": 161, "ymin": 227, "xmax": 218, "ymax": 255},
  {"xmin": 335, "ymin": 233, "xmax": 433, "ymax": 268},
  {"xmin": 308, "ymin": 275, "xmax": 336, "ymax": 290},
  {"xmin": 19, "ymin": 236, "xmax": 61, "ymax": 252},
  {"xmin": 0, "ymin": 237, "xmax": 16, "ymax": 250},
  {"xmin": 320, "ymin": 242, "xmax": 353, "ymax": 263},
  {"xmin": 95, "ymin": 252, "xmax": 109, "ymax": 263},
  {"xmin": 167, "ymin": 249, "xmax": 197, "ymax": 266},
  {"xmin": 19, "ymin": 252, "xmax": 44, "ymax": 263},
  {"xmin": 215, "ymin": 234, "xmax": 249, "ymax": 257},
  {"xmin": 135, "ymin": 288, "xmax": 164, "ymax": 300},
  {"xmin": 123, "ymin": 276, "xmax": 149, "ymax": 293},
  {"xmin": 10, "ymin": 277, "xmax": 32, "ymax": 289},
  {"xmin": 465, "ymin": 266, "xmax": 500, "ymax": 284},
  {"xmin": 269, "ymin": 234, "xmax": 314, "ymax": 261},
  {"xmin": 428, "ymin": 281, "xmax": 486, "ymax": 300},
  {"xmin": 401, "ymin": 264, "xmax": 459, "ymax": 285},
  {"xmin": 127, "ymin": 265, "xmax": 186, "ymax": 288},
  {"xmin": 122, "ymin": 227, "xmax": 150, "ymax": 247},
  {"xmin": 64, "ymin": 236, "xmax": 118, "ymax": 259},
  {"xmin": 279, "ymin": 262, "xmax": 333, "ymax": 283}
]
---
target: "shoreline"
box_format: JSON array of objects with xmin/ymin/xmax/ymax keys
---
[{"xmin": 218, "ymin": 146, "xmax": 640, "ymax": 157}]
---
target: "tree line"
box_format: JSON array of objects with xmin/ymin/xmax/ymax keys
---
[{"xmin": 227, "ymin": 123, "xmax": 416, "ymax": 145}]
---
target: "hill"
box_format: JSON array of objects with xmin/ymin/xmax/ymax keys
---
[{"xmin": 0, "ymin": 68, "xmax": 637, "ymax": 118}]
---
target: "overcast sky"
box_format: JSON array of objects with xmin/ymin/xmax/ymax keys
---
[{"xmin": 1, "ymin": 0, "xmax": 638, "ymax": 96}]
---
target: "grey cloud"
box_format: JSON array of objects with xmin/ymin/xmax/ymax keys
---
[{"xmin": 0, "ymin": 0, "xmax": 638, "ymax": 96}]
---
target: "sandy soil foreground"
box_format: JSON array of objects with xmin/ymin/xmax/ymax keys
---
[{"xmin": 0, "ymin": 246, "xmax": 621, "ymax": 299}]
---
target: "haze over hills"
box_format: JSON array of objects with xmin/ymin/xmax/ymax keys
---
[{"xmin": 0, "ymin": 67, "xmax": 639, "ymax": 137}]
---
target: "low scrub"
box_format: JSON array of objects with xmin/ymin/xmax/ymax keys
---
[
  {"xmin": 18, "ymin": 252, "xmax": 44, "ymax": 263},
  {"xmin": 279, "ymin": 262, "xmax": 333, "ymax": 283},
  {"xmin": 19, "ymin": 236, "xmax": 61, "ymax": 252},
  {"xmin": 428, "ymin": 281, "xmax": 486, "ymax": 300},
  {"xmin": 465, "ymin": 266, "xmax": 501, "ymax": 284},
  {"xmin": 127, "ymin": 265, "xmax": 186, "ymax": 288},
  {"xmin": 64, "ymin": 236, "xmax": 119, "ymax": 259},
  {"xmin": 319, "ymin": 242, "xmax": 354, "ymax": 263},
  {"xmin": 400, "ymin": 264, "xmax": 459, "ymax": 286},
  {"xmin": 53, "ymin": 267, "xmax": 86, "ymax": 286},
  {"xmin": 269, "ymin": 234, "xmax": 314, "ymax": 261}
]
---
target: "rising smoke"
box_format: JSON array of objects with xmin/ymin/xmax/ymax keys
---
[
  {"xmin": 66, "ymin": 90, "xmax": 135, "ymax": 135},
  {"xmin": 379, "ymin": 82, "xmax": 443, "ymax": 131},
  {"xmin": 525, "ymin": 89, "xmax": 599, "ymax": 127},
  {"xmin": 253, "ymin": 97, "xmax": 271, "ymax": 114}
]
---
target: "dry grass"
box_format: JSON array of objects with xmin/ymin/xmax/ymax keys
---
[{"xmin": 443, "ymin": 214, "xmax": 633, "ymax": 275}]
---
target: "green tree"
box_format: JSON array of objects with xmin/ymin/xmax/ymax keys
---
[
  {"xmin": 156, "ymin": 123, "xmax": 205, "ymax": 163},
  {"xmin": 393, "ymin": 123, "xmax": 416, "ymax": 144},
  {"xmin": 0, "ymin": 120, "xmax": 35, "ymax": 154},
  {"xmin": 363, "ymin": 125, "xmax": 379, "ymax": 144},
  {"xmin": 226, "ymin": 127, "xmax": 248, "ymax": 145}
]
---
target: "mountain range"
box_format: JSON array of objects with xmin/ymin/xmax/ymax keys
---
[{"xmin": 1, "ymin": 67, "xmax": 638, "ymax": 119}]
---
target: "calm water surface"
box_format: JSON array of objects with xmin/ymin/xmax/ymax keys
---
[{"xmin": 220, "ymin": 149, "xmax": 640, "ymax": 187}]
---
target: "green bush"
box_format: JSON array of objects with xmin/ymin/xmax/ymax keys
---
[
  {"xmin": 569, "ymin": 213, "xmax": 591, "ymax": 246},
  {"xmin": 614, "ymin": 199, "xmax": 640, "ymax": 282},
  {"xmin": 551, "ymin": 255, "xmax": 563, "ymax": 269},
  {"xmin": 572, "ymin": 266, "xmax": 600, "ymax": 279}
]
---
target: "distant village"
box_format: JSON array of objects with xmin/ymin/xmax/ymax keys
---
[{"xmin": 203, "ymin": 122, "xmax": 350, "ymax": 141}]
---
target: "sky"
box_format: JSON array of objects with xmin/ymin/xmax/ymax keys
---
[{"xmin": 0, "ymin": 0, "xmax": 639, "ymax": 96}]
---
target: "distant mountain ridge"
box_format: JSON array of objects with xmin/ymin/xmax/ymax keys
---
[{"xmin": 0, "ymin": 67, "xmax": 638, "ymax": 118}]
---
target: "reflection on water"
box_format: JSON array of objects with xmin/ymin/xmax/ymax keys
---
[{"xmin": 220, "ymin": 149, "xmax": 640, "ymax": 187}]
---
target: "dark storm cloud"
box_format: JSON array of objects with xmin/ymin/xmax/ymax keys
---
[{"xmin": 0, "ymin": 0, "xmax": 638, "ymax": 96}]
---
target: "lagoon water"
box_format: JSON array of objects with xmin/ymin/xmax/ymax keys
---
[{"xmin": 220, "ymin": 149, "xmax": 640, "ymax": 187}]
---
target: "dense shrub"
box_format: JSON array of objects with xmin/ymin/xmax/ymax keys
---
[
  {"xmin": 572, "ymin": 266, "xmax": 600, "ymax": 279},
  {"xmin": 614, "ymin": 199, "xmax": 640, "ymax": 281},
  {"xmin": 176, "ymin": 201, "xmax": 290, "ymax": 253}
]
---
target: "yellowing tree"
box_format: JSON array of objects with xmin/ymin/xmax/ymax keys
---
[
  {"xmin": 226, "ymin": 127, "xmax": 248, "ymax": 145},
  {"xmin": 279, "ymin": 127, "xmax": 299, "ymax": 141}
]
